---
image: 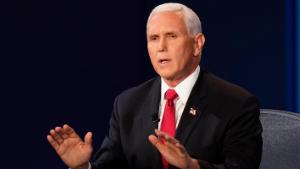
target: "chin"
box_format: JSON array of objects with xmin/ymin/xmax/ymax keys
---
[{"xmin": 159, "ymin": 74, "xmax": 176, "ymax": 81}]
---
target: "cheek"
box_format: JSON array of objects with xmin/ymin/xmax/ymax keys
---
[
  {"xmin": 147, "ymin": 46, "xmax": 154, "ymax": 59},
  {"xmin": 148, "ymin": 51, "xmax": 158, "ymax": 69},
  {"xmin": 173, "ymin": 47, "xmax": 193, "ymax": 67},
  {"xmin": 171, "ymin": 46, "xmax": 186, "ymax": 61},
  {"xmin": 147, "ymin": 44, "xmax": 156, "ymax": 56}
]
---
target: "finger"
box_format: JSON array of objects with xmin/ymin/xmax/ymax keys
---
[
  {"xmin": 155, "ymin": 130, "xmax": 179, "ymax": 144},
  {"xmin": 149, "ymin": 134, "xmax": 169, "ymax": 153},
  {"xmin": 155, "ymin": 129, "xmax": 171, "ymax": 139},
  {"xmin": 50, "ymin": 129, "xmax": 64, "ymax": 144},
  {"xmin": 148, "ymin": 134, "xmax": 162, "ymax": 148},
  {"xmin": 154, "ymin": 130, "xmax": 186, "ymax": 154},
  {"xmin": 84, "ymin": 132, "xmax": 93, "ymax": 146},
  {"xmin": 175, "ymin": 142, "xmax": 187, "ymax": 154},
  {"xmin": 63, "ymin": 124, "xmax": 79, "ymax": 138},
  {"xmin": 47, "ymin": 135, "xmax": 60, "ymax": 151},
  {"xmin": 164, "ymin": 139, "xmax": 182, "ymax": 154},
  {"xmin": 149, "ymin": 134, "xmax": 185, "ymax": 165},
  {"xmin": 149, "ymin": 134, "xmax": 187, "ymax": 163},
  {"xmin": 148, "ymin": 134, "xmax": 158, "ymax": 144},
  {"xmin": 55, "ymin": 126, "xmax": 68, "ymax": 139},
  {"xmin": 56, "ymin": 126, "xmax": 68, "ymax": 139},
  {"xmin": 162, "ymin": 137, "xmax": 187, "ymax": 155},
  {"xmin": 165, "ymin": 136, "xmax": 179, "ymax": 144},
  {"xmin": 155, "ymin": 129, "xmax": 169, "ymax": 141}
]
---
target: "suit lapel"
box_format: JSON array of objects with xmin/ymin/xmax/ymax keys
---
[
  {"xmin": 141, "ymin": 77, "xmax": 163, "ymax": 169},
  {"xmin": 141, "ymin": 77, "xmax": 161, "ymax": 133},
  {"xmin": 175, "ymin": 70, "xmax": 208, "ymax": 145}
]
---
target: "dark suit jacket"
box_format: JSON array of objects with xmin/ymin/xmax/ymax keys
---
[{"xmin": 91, "ymin": 69, "xmax": 262, "ymax": 169}]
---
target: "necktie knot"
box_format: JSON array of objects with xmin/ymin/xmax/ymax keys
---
[{"xmin": 165, "ymin": 89, "xmax": 178, "ymax": 101}]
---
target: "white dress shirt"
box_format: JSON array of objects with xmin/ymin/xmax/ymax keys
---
[{"xmin": 158, "ymin": 66, "xmax": 200, "ymax": 129}]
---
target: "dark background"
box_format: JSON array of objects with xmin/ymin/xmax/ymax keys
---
[{"xmin": 1, "ymin": 0, "xmax": 296, "ymax": 168}]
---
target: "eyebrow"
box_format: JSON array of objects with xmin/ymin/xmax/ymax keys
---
[
  {"xmin": 165, "ymin": 32, "xmax": 177, "ymax": 36},
  {"xmin": 148, "ymin": 31, "xmax": 179, "ymax": 36}
]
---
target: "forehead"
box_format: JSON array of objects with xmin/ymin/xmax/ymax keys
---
[{"xmin": 147, "ymin": 11, "xmax": 188, "ymax": 34}]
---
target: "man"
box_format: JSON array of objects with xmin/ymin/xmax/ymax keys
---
[{"xmin": 47, "ymin": 3, "xmax": 262, "ymax": 169}]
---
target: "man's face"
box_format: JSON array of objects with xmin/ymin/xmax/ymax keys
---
[{"xmin": 147, "ymin": 11, "xmax": 204, "ymax": 86}]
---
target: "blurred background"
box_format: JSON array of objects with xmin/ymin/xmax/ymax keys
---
[{"xmin": 1, "ymin": 0, "xmax": 299, "ymax": 168}]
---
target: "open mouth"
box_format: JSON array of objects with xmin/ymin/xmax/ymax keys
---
[{"xmin": 159, "ymin": 59, "xmax": 171, "ymax": 64}]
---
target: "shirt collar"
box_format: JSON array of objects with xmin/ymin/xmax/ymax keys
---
[{"xmin": 161, "ymin": 65, "xmax": 200, "ymax": 104}]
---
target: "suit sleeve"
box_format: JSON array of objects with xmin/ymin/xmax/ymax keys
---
[
  {"xmin": 198, "ymin": 96, "xmax": 263, "ymax": 169},
  {"xmin": 91, "ymin": 95, "xmax": 129, "ymax": 169}
]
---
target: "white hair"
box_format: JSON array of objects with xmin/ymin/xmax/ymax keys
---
[{"xmin": 146, "ymin": 2, "xmax": 202, "ymax": 36}]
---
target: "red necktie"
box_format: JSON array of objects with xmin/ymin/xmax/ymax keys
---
[{"xmin": 160, "ymin": 89, "xmax": 178, "ymax": 169}]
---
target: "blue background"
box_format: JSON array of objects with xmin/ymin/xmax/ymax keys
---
[{"xmin": 1, "ymin": 0, "xmax": 298, "ymax": 168}]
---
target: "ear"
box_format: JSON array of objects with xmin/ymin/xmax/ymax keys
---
[{"xmin": 193, "ymin": 33, "xmax": 205, "ymax": 57}]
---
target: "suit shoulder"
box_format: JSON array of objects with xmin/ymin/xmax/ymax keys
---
[
  {"xmin": 202, "ymin": 71, "xmax": 255, "ymax": 99},
  {"xmin": 201, "ymin": 71, "xmax": 260, "ymax": 119}
]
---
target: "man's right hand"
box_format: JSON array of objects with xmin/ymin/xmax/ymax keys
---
[{"xmin": 47, "ymin": 124, "xmax": 93, "ymax": 169}]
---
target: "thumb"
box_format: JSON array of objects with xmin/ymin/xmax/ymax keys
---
[{"xmin": 84, "ymin": 132, "xmax": 93, "ymax": 146}]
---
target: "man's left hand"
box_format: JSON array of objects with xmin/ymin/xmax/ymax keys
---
[{"xmin": 148, "ymin": 129, "xmax": 201, "ymax": 169}]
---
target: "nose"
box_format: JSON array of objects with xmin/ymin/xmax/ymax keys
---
[{"xmin": 158, "ymin": 37, "xmax": 167, "ymax": 52}]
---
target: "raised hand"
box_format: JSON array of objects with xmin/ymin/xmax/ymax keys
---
[
  {"xmin": 148, "ymin": 129, "xmax": 200, "ymax": 169},
  {"xmin": 47, "ymin": 124, "xmax": 93, "ymax": 169}
]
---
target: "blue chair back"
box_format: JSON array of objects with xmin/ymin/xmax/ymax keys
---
[{"xmin": 259, "ymin": 109, "xmax": 300, "ymax": 169}]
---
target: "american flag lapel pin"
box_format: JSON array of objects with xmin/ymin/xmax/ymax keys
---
[{"xmin": 189, "ymin": 107, "xmax": 197, "ymax": 116}]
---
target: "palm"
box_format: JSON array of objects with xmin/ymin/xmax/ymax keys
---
[
  {"xmin": 47, "ymin": 124, "xmax": 93, "ymax": 169},
  {"xmin": 57, "ymin": 137, "xmax": 92, "ymax": 168}
]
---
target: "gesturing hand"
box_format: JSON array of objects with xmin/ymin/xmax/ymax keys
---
[
  {"xmin": 148, "ymin": 130, "xmax": 200, "ymax": 169},
  {"xmin": 47, "ymin": 124, "xmax": 93, "ymax": 169}
]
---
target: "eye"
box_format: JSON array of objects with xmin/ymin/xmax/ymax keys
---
[
  {"xmin": 167, "ymin": 33, "xmax": 177, "ymax": 39},
  {"xmin": 149, "ymin": 35, "xmax": 159, "ymax": 41}
]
